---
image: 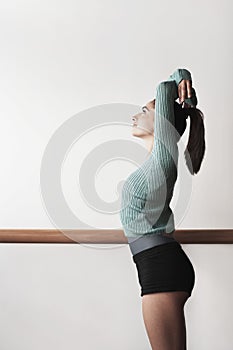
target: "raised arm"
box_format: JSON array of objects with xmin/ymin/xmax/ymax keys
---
[
  {"xmin": 152, "ymin": 80, "xmax": 179, "ymax": 171},
  {"xmin": 152, "ymin": 68, "xmax": 198, "ymax": 168}
]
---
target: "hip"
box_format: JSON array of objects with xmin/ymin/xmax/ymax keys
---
[{"xmin": 128, "ymin": 231, "xmax": 177, "ymax": 256}]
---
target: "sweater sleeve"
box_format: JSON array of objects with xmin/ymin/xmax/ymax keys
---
[
  {"xmin": 167, "ymin": 68, "xmax": 198, "ymax": 107},
  {"xmin": 152, "ymin": 68, "xmax": 198, "ymax": 172},
  {"xmin": 153, "ymin": 80, "xmax": 179, "ymax": 171}
]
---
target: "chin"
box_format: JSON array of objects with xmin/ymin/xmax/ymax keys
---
[{"xmin": 132, "ymin": 130, "xmax": 140, "ymax": 137}]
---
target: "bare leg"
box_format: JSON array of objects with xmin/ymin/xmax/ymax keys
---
[
  {"xmin": 183, "ymin": 308, "xmax": 187, "ymax": 350},
  {"xmin": 141, "ymin": 291, "xmax": 189, "ymax": 350}
]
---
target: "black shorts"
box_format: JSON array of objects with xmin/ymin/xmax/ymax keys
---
[{"xmin": 132, "ymin": 241, "xmax": 195, "ymax": 297}]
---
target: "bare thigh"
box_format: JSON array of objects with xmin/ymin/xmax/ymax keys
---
[{"xmin": 142, "ymin": 291, "xmax": 189, "ymax": 350}]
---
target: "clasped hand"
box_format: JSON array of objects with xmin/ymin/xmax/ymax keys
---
[{"xmin": 178, "ymin": 79, "xmax": 194, "ymax": 108}]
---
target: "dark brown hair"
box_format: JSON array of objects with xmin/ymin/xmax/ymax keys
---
[{"xmin": 174, "ymin": 101, "xmax": 206, "ymax": 175}]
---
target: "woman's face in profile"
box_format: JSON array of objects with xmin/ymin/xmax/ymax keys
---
[{"xmin": 131, "ymin": 99, "xmax": 155, "ymax": 138}]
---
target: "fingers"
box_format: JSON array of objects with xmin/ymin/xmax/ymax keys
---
[
  {"xmin": 186, "ymin": 80, "xmax": 192, "ymax": 98},
  {"xmin": 178, "ymin": 82, "xmax": 186, "ymax": 104},
  {"xmin": 178, "ymin": 79, "xmax": 193, "ymax": 105}
]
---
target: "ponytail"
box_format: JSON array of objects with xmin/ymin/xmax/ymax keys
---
[{"xmin": 174, "ymin": 101, "xmax": 206, "ymax": 175}]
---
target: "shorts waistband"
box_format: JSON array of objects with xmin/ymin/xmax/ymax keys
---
[{"xmin": 127, "ymin": 232, "xmax": 177, "ymax": 256}]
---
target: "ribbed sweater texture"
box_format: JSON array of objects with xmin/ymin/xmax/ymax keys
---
[{"xmin": 120, "ymin": 68, "xmax": 197, "ymax": 238}]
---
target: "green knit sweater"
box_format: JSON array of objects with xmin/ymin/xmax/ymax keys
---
[{"xmin": 120, "ymin": 68, "xmax": 197, "ymax": 238}]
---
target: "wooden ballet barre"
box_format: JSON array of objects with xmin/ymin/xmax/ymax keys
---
[{"xmin": 0, "ymin": 229, "xmax": 233, "ymax": 244}]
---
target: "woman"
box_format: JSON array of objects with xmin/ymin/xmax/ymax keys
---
[{"xmin": 120, "ymin": 68, "xmax": 206, "ymax": 350}]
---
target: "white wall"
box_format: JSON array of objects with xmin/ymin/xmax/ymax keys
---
[{"xmin": 0, "ymin": 0, "xmax": 232, "ymax": 349}]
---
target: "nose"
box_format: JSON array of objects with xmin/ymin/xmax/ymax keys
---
[{"xmin": 132, "ymin": 116, "xmax": 137, "ymax": 122}]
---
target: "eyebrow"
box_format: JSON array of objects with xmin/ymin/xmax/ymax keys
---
[{"xmin": 142, "ymin": 106, "xmax": 149, "ymax": 111}]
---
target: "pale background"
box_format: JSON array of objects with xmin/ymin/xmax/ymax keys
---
[{"xmin": 0, "ymin": 0, "xmax": 232, "ymax": 349}]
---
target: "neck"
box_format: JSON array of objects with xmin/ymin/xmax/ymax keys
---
[{"xmin": 142, "ymin": 135, "xmax": 154, "ymax": 154}]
